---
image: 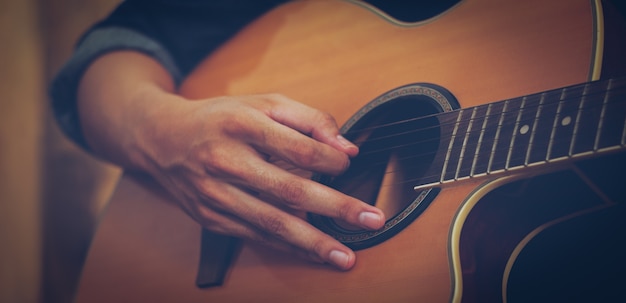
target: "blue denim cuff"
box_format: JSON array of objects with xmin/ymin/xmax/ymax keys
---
[{"xmin": 49, "ymin": 27, "xmax": 182, "ymax": 150}]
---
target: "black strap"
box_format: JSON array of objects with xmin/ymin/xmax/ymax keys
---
[{"xmin": 195, "ymin": 229, "xmax": 240, "ymax": 288}]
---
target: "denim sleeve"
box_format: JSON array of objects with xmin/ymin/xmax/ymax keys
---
[
  {"xmin": 49, "ymin": 0, "xmax": 285, "ymax": 150},
  {"xmin": 49, "ymin": 27, "xmax": 182, "ymax": 149}
]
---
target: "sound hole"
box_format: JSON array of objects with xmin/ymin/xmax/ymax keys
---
[{"xmin": 310, "ymin": 83, "xmax": 458, "ymax": 249}]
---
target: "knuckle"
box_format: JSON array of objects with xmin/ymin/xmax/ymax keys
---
[
  {"xmin": 317, "ymin": 111, "xmax": 337, "ymax": 127},
  {"xmin": 278, "ymin": 180, "xmax": 308, "ymax": 207},
  {"xmin": 201, "ymin": 147, "xmax": 238, "ymax": 176},
  {"xmin": 185, "ymin": 200, "xmax": 226, "ymax": 229},
  {"xmin": 217, "ymin": 107, "xmax": 260, "ymax": 139},
  {"xmin": 309, "ymin": 237, "xmax": 327, "ymax": 257},
  {"xmin": 267, "ymin": 93, "xmax": 285, "ymax": 100},
  {"xmin": 291, "ymin": 143, "xmax": 320, "ymax": 167},
  {"xmin": 195, "ymin": 144, "xmax": 218, "ymax": 162},
  {"xmin": 257, "ymin": 93, "xmax": 285, "ymax": 109},
  {"xmin": 222, "ymin": 112, "xmax": 252, "ymax": 136},
  {"xmin": 257, "ymin": 125, "xmax": 274, "ymax": 145},
  {"xmin": 250, "ymin": 232, "xmax": 275, "ymax": 248},
  {"xmin": 263, "ymin": 93, "xmax": 288, "ymax": 102},
  {"xmin": 196, "ymin": 184, "xmax": 223, "ymax": 209},
  {"xmin": 259, "ymin": 214, "xmax": 287, "ymax": 238},
  {"xmin": 196, "ymin": 205, "xmax": 212, "ymax": 219},
  {"xmin": 336, "ymin": 200, "xmax": 357, "ymax": 222},
  {"xmin": 193, "ymin": 179, "xmax": 231, "ymax": 210},
  {"xmin": 195, "ymin": 206, "xmax": 219, "ymax": 226}
]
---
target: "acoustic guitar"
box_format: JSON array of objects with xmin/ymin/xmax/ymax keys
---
[{"xmin": 75, "ymin": 0, "xmax": 626, "ymax": 302}]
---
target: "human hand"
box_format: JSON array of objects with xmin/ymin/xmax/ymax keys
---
[{"xmin": 135, "ymin": 93, "xmax": 385, "ymax": 270}]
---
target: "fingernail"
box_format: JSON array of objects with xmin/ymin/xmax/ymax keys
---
[
  {"xmin": 329, "ymin": 250, "xmax": 350, "ymax": 269},
  {"xmin": 359, "ymin": 211, "xmax": 384, "ymax": 230},
  {"xmin": 336, "ymin": 135, "xmax": 357, "ymax": 150}
]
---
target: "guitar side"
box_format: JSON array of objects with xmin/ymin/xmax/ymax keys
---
[{"xmin": 75, "ymin": 0, "xmax": 609, "ymax": 302}]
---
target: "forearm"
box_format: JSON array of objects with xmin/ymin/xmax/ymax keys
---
[
  {"xmin": 51, "ymin": 1, "xmax": 284, "ymax": 151},
  {"xmin": 76, "ymin": 49, "xmax": 384, "ymax": 271},
  {"xmin": 76, "ymin": 50, "xmax": 181, "ymax": 170}
]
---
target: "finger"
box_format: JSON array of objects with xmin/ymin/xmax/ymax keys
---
[
  {"xmin": 191, "ymin": 176, "xmax": 359, "ymax": 269},
  {"xmin": 229, "ymin": 151, "xmax": 385, "ymax": 231},
  {"xmin": 172, "ymin": 173, "xmax": 324, "ymax": 264},
  {"xmin": 191, "ymin": 202, "xmax": 325, "ymax": 265},
  {"xmin": 224, "ymin": 186, "xmax": 359, "ymax": 270},
  {"xmin": 191, "ymin": 157, "xmax": 369, "ymax": 269},
  {"xmin": 252, "ymin": 118, "xmax": 352, "ymax": 176},
  {"xmin": 263, "ymin": 94, "xmax": 359, "ymax": 157}
]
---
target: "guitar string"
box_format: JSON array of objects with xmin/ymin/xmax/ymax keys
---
[
  {"xmin": 343, "ymin": 79, "xmax": 622, "ymax": 138},
  {"xmin": 282, "ymin": 87, "xmax": 626, "ymax": 179},
  {"xmin": 360, "ymin": 91, "xmax": 623, "ymax": 180},
  {"xmin": 276, "ymin": 120, "xmax": 626, "ymax": 190},
  {"xmin": 384, "ymin": 122, "xmax": 626, "ymax": 186},
  {"xmin": 271, "ymin": 82, "xmax": 626, "ymax": 188},
  {"xmin": 348, "ymin": 81, "xmax": 625, "ymax": 149},
  {"xmin": 351, "ymin": 85, "xmax": 625, "ymax": 158},
  {"xmin": 357, "ymin": 89, "xmax": 626, "ymax": 162}
]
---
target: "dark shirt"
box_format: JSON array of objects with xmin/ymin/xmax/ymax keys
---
[
  {"xmin": 50, "ymin": 0, "xmax": 287, "ymax": 148},
  {"xmin": 49, "ymin": 0, "xmax": 459, "ymax": 149},
  {"xmin": 92, "ymin": 0, "xmax": 288, "ymax": 77}
]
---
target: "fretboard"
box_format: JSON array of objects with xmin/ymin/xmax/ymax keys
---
[{"xmin": 417, "ymin": 78, "xmax": 626, "ymax": 188}]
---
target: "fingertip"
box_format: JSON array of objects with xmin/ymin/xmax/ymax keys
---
[
  {"xmin": 336, "ymin": 135, "xmax": 359, "ymax": 157},
  {"xmin": 328, "ymin": 249, "xmax": 356, "ymax": 270},
  {"xmin": 358, "ymin": 210, "xmax": 386, "ymax": 230}
]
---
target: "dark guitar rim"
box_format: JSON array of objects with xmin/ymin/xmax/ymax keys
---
[{"xmin": 309, "ymin": 83, "xmax": 460, "ymax": 250}]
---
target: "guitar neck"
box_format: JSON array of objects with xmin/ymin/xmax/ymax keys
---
[{"xmin": 419, "ymin": 78, "xmax": 626, "ymax": 188}]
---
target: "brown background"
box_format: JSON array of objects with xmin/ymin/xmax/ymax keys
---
[
  {"xmin": 0, "ymin": 0, "xmax": 122, "ymax": 302},
  {"xmin": 1, "ymin": 1, "xmax": 625, "ymax": 303}
]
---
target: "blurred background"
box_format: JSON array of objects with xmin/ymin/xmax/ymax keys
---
[
  {"xmin": 0, "ymin": 0, "xmax": 121, "ymax": 302},
  {"xmin": 1, "ymin": 1, "xmax": 625, "ymax": 303}
]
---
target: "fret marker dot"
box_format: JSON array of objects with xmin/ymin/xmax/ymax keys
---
[
  {"xmin": 561, "ymin": 116, "xmax": 572, "ymax": 126},
  {"xmin": 520, "ymin": 125, "xmax": 530, "ymax": 135}
]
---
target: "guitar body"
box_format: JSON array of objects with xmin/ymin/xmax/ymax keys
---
[{"xmin": 75, "ymin": 0, "xmax": 626, "ymax": 302}]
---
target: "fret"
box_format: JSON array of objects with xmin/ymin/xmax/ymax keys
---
[
  {"xmin": 470, "ymin": 104, "xmax": 490, "ymax": 176},
  {"xmin": 569, "ymin": 86, "xmax": 585, "ymax": 154},
  {"xmin": 525, "ymin": 92, "xmax": 546, "ymax": 165},
  {"xmin": 440, "ymin": 109, "xmax": 463, "ymax": 183},
  {"xmin": 527, "ymin": 89, "xmax": 560, "ymax": 163},
  {"xmin": 472, "ymin": 103, "xmax": 498, "ymax": 175},
  {"xmin": 464, "ymin": 105, "xmax": 489, "ymax": 176},
  {"xmin": 416, "ymin": 77, "xmax": 626, "ymax": 191},
  {"xmin": 594, "ymin": 82, "xmax": 610, "ymax": 150},
  {"xmin": 546, "ymin": 90, "xmax": 564, "ymax": 161},
  {"xmin": 569, "ymin": 84, "xmax": 588, "ymax": 156},
  {"xmin": 507, "ymin": 95, "xmax": 539, "ymax": 169},
  {"xmin": 489, "ymin": 99, "xmax": 518, "ymax": 172},
  {"xmin": 444, "ymin": 109, "xmax": 472, "ymax": 181},
  {"xmin": 595, "ymin": 79, "xmax": 626, "ymax": 150},
  {"xmin": 505, "ymin": 97, "xmax": 525, "ymax": 169},
  {"xmin": 423, "ymin": 110, "xmax": 458, "ymax": 186},
  {"xmin": 457, "ymin": 107, "xmax": 485, "ymax": 179},
  {"xmin": 417, "ymin": 109, "xmax": 459, "ymax": 186},
  {"xmin": 487, "ymin": 101, "xmax": 508, "ymax": 173},
  {"xmin": 455, "ymin": 108, "xmax": 475, "ymax": 179},
  {"xmin": 570, "ymin": 82, "xmax": 605, "ymax": 154},
  {"xmin": 548, "ymin": 86, "xmax": 583, "ymax": 160}
]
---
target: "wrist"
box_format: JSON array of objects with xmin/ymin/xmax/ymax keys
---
[
  {"xmin": 123, "ymin": 85, "xmax": 189, "ymax": 173},
  {"xmin": 76, "ymin": 51, "xmax": 182, "ymax": 171}
]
